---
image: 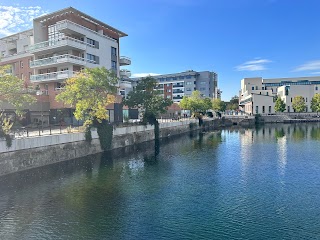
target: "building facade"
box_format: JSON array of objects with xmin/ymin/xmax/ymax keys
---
[
  {"xmin": 0, "ymin": 7, "xmax": 129, "ymax": 125},
  {"xmin": 239, "ymin": 76, "xmax": 320, "ymax": 114},
  {"xmin": 131, "ymin": 70, "xmax": 219, "ymax": 103}
]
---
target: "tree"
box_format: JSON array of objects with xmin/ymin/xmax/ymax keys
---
[
  {"xmin": 180, "ymin": 91, "xmax": 212, "ymax": 114},
  {"xmin": 0, "ymin": 65, "xmax": 36, "ymax": 114},
  {"xmin": 122, "ymin": 76, "xmax": 172, "ymax": 124},
  {"xmin": 0, "ymin": 65, "xmax": 36, "ymax": 146},
  {"xmin": 212, "ymin": 98, "xmax": 224, "ymax": 112},
  {"xmin": 311, "ymin": 93, "xmax": 320, "ymax": 113},
  {"xmin": 274, "ymin": 96, "xmax": 286, "ymax": 112},
  {"xmin": 292, "ymin": 96, "xmax": 306, "ymax": 113},
  {"xmin": 56, "ymin": 67, "xmax": 118, "ymax": 125}
]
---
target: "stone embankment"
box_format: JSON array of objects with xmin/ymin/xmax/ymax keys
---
[
  {"xmin": 0, "ymin": 118, "xmax": 256, "ymax": 176},
  {"xmin": 258, "ymin": 113, "xmax": 320, "ymax": 123}
]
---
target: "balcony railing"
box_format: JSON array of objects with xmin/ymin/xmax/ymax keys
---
[
  {"xmin": 119, "ymin": 56, "xmax": 131, "ymax": 66},
  {"xmin": 54, "ymin": 20, "xmax": 117, "ymax": 42},
  {"xmin": 30, "ymin": 54, "xmax": 96, "ymax": 68},
  {"xmin": 173, "ymin": 84, "xmax": 184, "ymax": 88},
  {"xmin": 28, "ymin": 36, "xmax": 94, "ymax": 53},
  {"xmin": 30, "ymin": 70, "xmax": 78, "ymax": 82},
  {"xmin": 120, "ymin": 69, "xmax": 131, "ymax": 78}
]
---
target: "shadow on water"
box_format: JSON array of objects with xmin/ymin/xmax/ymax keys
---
[{"xmin": 0, "ymin": 130, "xmax": 221, "ymax": 191}]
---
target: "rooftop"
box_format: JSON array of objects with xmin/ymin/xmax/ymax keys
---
[{"xmin": 34, "ymin": 7, "xmax": 127, "ymax": 38}]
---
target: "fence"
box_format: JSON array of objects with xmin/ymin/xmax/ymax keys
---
[{"xmin": 8, "ymin": 118, "xmax": 199, "ymax": 140}]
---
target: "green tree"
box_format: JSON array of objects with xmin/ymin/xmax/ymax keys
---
[
  {"xmin": 203, "ymin": 97, "xmax": 213, "ymax": 112},
  {"xmin": 0, "ymin": 65, "xmax": 36, "ymax": 113},
  {"xmin": 274, "ymin": 96, "xmax": 286, "ymax": 112},
  {"xmin": 180, "ymin": 91, "xmax": 212, "ymax": 114},
  {"xmin": 292, "ymin": 96, "xmax": 306, "ymax": 113},
  {"xmin": 122, "ymin": 76, "xmax": 172, "ymax": 124},
  {"xmin": 0, "ymin": 65, "xmax": 36, "ymax": 146},
  {"xmin": 56, "ymin": 67, "xmax": 118, "ymax": 125},
  {"xmin": 212, "ymin": 98, "xmax": 224, "ymax": 112},
  {"xmin": 311, "ymin": 93, "xmax": 320, "ymax": 113}
]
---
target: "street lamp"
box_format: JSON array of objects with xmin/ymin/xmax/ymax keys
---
[{"xmin": 36, "ymin": 90, "xmax": 44, "ymax": 130}]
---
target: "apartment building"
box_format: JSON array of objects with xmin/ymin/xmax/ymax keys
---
[
  {"xmin": 239, "ymin": 76, "xmax": 320, "ymax": 114},
  {"xmin": 0, "ymin": 7, "xmax": 130, "ymax": 124},
  {"xmin": 131, "ymin": 70, "xmax": 219, "ymax": 103}
]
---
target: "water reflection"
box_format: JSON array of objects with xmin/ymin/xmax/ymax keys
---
[{"xmin": 2, "ymin": 124, "xmax": 320, "ymax": 239}]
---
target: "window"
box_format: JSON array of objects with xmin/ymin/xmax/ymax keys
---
[
  {"xmin": 252, "ymin": 86, "xmax": 254, "ymax": 90},
  {"xmin": 166, "ymin": 89, "xmax": 171, "ymax": 93},
  {"xmin": 200, "ymin": 87, "xmax": 206, "ymax": 91},
  {"xmin": 186, "ymin": 75, "xmax": 192, "ymax": 79},
  {"xmin": 166, "ymin": 84, "xmax": 171, "ymax": 87},
  {"xmin": 262, "ymin": 106, "xmax": 265, "ymax": 113},
  {"xmin": 186, "ymin": 82, "xmax": 193, "ymax": 85},
  {"xmin": 306, "ymin": 98, "xmax": 308, "ymax": 102},
  {"xmin": 316, "ymin": 87, "xmax": 318, "ymax": 90},
  {"xmin": 87, "ymin": 53, "xmax": 98, "ymax": 63},
  {"xmin": 200, "ymin": 81, "xmax": 206, "ymax": 85},
  {"xmin": 20, "ymin": 61, "xmax": 23, "ymax": 68},
  {"xmin": 21, "ymin": 73, "xmax": 24, "ymax": 80},
  {"xmin": 111, "ymin": 47, "xmax": 117, "ymax": 56},
  {"xmin": 269, "ymin": 106, "xmax": 271, "ymax": 113},
  {"xmin": 267, "ymin": 92, "xmax": 269, "ymax": 96},
  {"xmin": 262, "ymin": 87, "xmax": 265, "ymax": 90},
  {"xmin": 291, "ymin": 98, "xmax": 292, "ymax": 102},
  {"xmin": 179, "ymin": 76, "xmax": 184, "ymax": 79},
  {"xmin": 186, "ymin": 88, "xmax": 191, "ymax": 91},
  {"xmin": 166, "ymin": 95, "xmax": 171, "ymax": 99},
  {"xmin": 111, "ymin": 61, "xmax": 117, "ymax": 70},
  {"xmin": 87, "ymin": 38, "xmax": 95, "ymax": 46},
  {"xmin": 256, "ymin": 106, "xmax": 258, "ymax": 114}
]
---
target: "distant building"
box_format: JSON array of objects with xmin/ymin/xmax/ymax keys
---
[
  {"xmin": 131, "ymin": 70, "xmax": 219, "ymax": 103},
  {"xmin": 0, "ymin": 7, "xmax": 129, "ymax": 124},
  {"xmin": 239, "ymin": 76, "xmax": 320, "ymax": 114}
]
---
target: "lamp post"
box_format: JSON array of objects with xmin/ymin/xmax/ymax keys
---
[{"xmin": 36, "ymin": 90, "xmax": 44, "ymax": 131}]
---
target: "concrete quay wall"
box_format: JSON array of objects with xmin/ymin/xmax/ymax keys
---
[{"xmin": 0, "ymin": 120, "xmax": 199, "ymax": 176}]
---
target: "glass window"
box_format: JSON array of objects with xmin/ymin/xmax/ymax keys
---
[
  {"xmin": 111, "ymin": 61, "xmax": 117, "ymax": 70},
  {"xmin": 111, "ymin": 47, "xmax": 117, "ymax": 56},
  {"xmin": 87, "ymin": 38, "xmax": 95, "ymax": 46}
]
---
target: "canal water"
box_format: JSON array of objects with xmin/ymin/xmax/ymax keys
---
[{"xmin": 1, "ymin": 124, "xmax": 320, "ymax": 239}]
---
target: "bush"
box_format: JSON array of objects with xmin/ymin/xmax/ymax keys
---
[
  {"xmin": 84, "ymin": 126, "xmax": 92, "ymax": 143},
  {"xmin": 96, "ymin": 120, "xmax": 113, "ymax": 151}
]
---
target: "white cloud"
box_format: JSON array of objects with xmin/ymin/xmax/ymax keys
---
[
  {"xmin": 293, "ymin": 60, "xmax": 320, "ymax": 72},
  {"xmin": 235, "ymin": 58, "xmax": 272, "ymax": 71},
  {"xmin": 132, "ymin": 73, "xmax": 161, "ymax": 78},
  {"xmin": 0, "ymin": 5, "xmax": 48, "ymax": 36}
]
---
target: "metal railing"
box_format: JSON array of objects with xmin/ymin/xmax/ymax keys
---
[
  {"xmin": 28, "ymin": 36, "xmax": 94, "ymax": 52},
  {"xmin": 30, "ymin": 54, "xmax": 96, "ymax": 67},
  {"xmin": 30, "ymin": 70, "xmax": 78, "ymax": 82}
]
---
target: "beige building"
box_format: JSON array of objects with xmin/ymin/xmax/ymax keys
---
[
  {"xmin": 239, "ymin": 76, "xmax": 320, "ymax": 114},
  {"xmin": 0, "ymin": 7, "xmax": 130, "ymax": 124}
]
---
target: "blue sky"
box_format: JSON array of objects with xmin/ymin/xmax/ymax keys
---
[{"xmin": 1, "ymin": 0, "xmax": 320, "ymax": 100}]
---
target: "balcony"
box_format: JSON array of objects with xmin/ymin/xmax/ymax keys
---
[
  {"xmin": 30, "ymin": 54, "xmax": 96, "ymax": 68},
  {"xmin": 173, "ymin": 90, "xmax": 184, "ymax": 94},
  {"xmin": 55, "ymin": 20, "xmax": 117, "ymax": 43},
  {"xmin": 120, "ymin": 69, "xmax": 131, "ymax": 78},
  {"xmin": 119, "ymin": 80, "xmax": 132, "ymax": 89},
  {"xmin": 30, "ymin": 70, "xmax": 77, "ymax": 83},
  {"xmin": 28, "ymin": 36, "xmax": 94, "ymax": 54},
  {"xmin": 119, "ymin": 56, "xmax": 131, "ymax": 66},
  {"xmin": 173, "ymin": 84, "xmax": 184, "ymax": 88}
]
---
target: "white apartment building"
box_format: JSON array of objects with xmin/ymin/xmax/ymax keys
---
[
  {"xmin": 0, "ymin": 7, "xmax": 130, "ymax": 124},
  {"xmin": 131, "ymin": 70, "xmax": 219, "ymax": 103},
  {"xmin": 239, "ymin": 76, "xmax": 320, "ymax": 114}
]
